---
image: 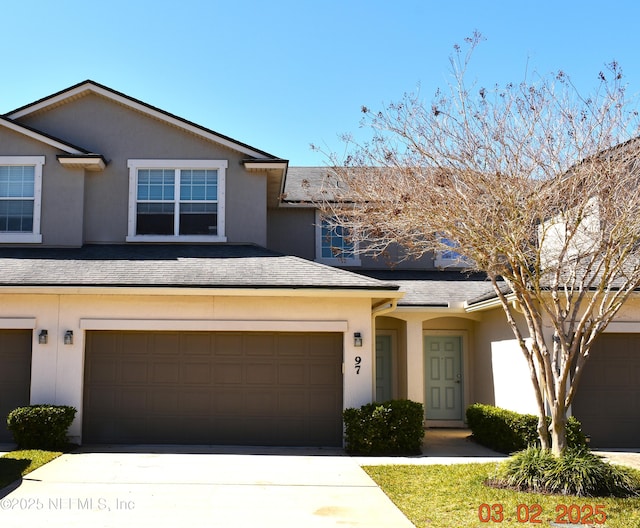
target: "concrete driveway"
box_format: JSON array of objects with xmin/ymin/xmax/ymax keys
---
[{"xmin": 0, "ymin": 446, "xmax": 416, "ymax": 528}]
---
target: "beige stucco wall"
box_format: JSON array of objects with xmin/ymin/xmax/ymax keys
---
[
  {"xmin": 0, "ymin": 290, "xmax": 379, "ymax": 443},
  {"xmin": 471, "ymin": 295, "xmax": 640, "ymax": 416},
  {"xmin": 16, "ymin": 93, "xmax": 269, "ymax": 246}
]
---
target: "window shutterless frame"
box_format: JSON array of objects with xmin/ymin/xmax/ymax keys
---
[
  {"xmin": 0, "ymin": 156, "xmax": 44, "ymax": 244},
  {"xmin": 126, "ymin": 159, "xmax": 227, "ymax": 242}
]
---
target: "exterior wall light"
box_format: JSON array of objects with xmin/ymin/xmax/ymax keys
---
[
  {"xmin": 38, "ymin": 329, "xmax": 48, "ymax": 344},
  {"xmin": 64, "ymin": 330, "xmax": 74, "ymax": 345},
  {"xmin": 354, "ymin": 332, "xmax": 363, "ymax": 347}
]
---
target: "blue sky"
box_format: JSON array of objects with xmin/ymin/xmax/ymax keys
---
[{"xmin": 2, "ymin": 0, "xmax": 640, "ymax": 165}]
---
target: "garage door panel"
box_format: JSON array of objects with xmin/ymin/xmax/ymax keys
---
[
  {"xmin": 151, "ymin": 333, "xmax": 179, "ymax": 355},
  {"xmin": 0, "ymin": 331, "xmax": 33, "ymax": 442},
  {"xmin": 83, "ymin": 331, "xmax": 343, "ymax": 446},
  {"xmin": 183, "ymin": 363, "xmax": 212, "ymax": 384},
  {"xmin": 121, "ymin": 361, "xmax": 148, "ymax": 383},
  {"xmin": 245, "ymin": 391, "xmax": 276, "ymax": 413},
  {"xmin": 246, "ymin": 334, "xmax": 276, "ymax": 356},
  {"xmin": 573, "ymin": 333, "xmax": 640, "ymax": 447},
  {"xmin": 245, "ymin": 363, "xmax": 276, "ymax": 384},
  {"xmin": 152, "ymin": 362, "xmax": 180, "ymax": 383},
  {"xmin": 310, "ymin": 363, "xmax": 338, "ymax": 385},
  {"xmin": 278, "ymin": 391, "xmax": 306, "ymax": 413},
  {"xmin": 214, "ymin": 363, "xmax": 243, "ymax": 384},
  {"xmin": 181, "ymin": 333, "xmax": 211, "ymax": 353},
  {"xmin": 178, "ymin": 391, "xmax": 211, "ymax": 414},
  {"xmin": 278, "ymin": 363, "xmax": 305, "ymax": 384},
  {"xmin": 150, "ymin": 391, "xmax": 178, "ymax": 413},
  {"xmin": 216, "ymin": 334, "xmax": 243, "ymax": 355},
  {"xmin": 121, "ymin": 332, "xmax": 149, "ymax": 353}
]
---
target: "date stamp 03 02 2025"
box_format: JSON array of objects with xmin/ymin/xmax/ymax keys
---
[{"xmin": 478, "ymin": 503, "xmax": 607, "ymax": 524}]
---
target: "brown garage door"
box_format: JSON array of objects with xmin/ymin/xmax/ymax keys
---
[
  {"xmin": 83, "ymin": 331, "xmax": 343, "ymax": 446},
  {"xmin": 0, "ymin": 330, "xmax": 32, "ymax": 443},
  {"xmin": 572, "ymin": 333, "xmax": 640, "ymax": 448}
]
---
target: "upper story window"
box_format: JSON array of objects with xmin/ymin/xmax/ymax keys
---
[
  {"xmin": 127, "ymin": 159, "xmax": 227, "ymax": 242},
  {"xmin": 434, "ymin": 236, "xmax": 471, "ymax": 268},
  {"xmin": 0, "ymin": 156, "xmax": 44, "ymax": 244},
  {"xmin": 315, "ymin": 211, "xmax": 360, "ymax": 266}
]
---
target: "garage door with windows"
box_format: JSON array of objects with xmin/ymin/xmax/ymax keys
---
[
  {"xmin": 573, "ymin": 333, "xmax": 640, "ymax": 448},
  {"xmin": 0, "ymin": 330, "xmax": 32, "ymax": 443},
  {"xmin": 83, "ymin": 331, "xmax": 343, "ymax": 446}
]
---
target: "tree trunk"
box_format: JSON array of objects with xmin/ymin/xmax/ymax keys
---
[
  {"xmin": 550, "ymin": 405, "xmax": 567, "ymax": 456},
  {"xmin": 537, "ymin": 415, "xmax": 551, "ymax": 451}
]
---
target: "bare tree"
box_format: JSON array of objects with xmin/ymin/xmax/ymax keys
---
[{"xmin": 318, "ymin": 33, "xmax": 640, "ymax": 456}]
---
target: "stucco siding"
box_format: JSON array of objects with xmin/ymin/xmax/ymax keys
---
[
  {"xmin": 267, "ymin": 208, "xmax": 316, "ymax": 259},
  {"xmin": 15, "ymin": 93, "xmax": 268, "ymax": 246},
  {"xmin": 0, "ymin": 129, "xmax": 85, "ymax": 246}
]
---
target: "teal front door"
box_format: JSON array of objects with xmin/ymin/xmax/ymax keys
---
[
  {"xmin": 424, "ymin": 336, "xmax": 463, "ymax": 420},
  {"xmin": 375, "ymin": 335, "xmax": 392, "ymax": 402}
]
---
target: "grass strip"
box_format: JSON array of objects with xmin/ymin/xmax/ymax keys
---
[
  {"xmin": 0, "ymin": 450, "xmax": 62, "ymax": 490},
  {"xmin": 364, "ymin": 462, "xmax": 640, "ymax": 528}
]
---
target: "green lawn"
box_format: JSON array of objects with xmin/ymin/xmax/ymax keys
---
[
  {"xmin": 0, "ymin": 450, "xmax": 62, "ymax": 490},
  {"xmin": 364, "ymin": 463, "xmax": 640, "ymax": 528}
]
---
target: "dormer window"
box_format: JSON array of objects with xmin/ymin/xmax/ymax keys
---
[
  {"xmin": 0, "ymin": 156, "xmax": 44, "ymax": 244},
  {"xmin": 127, "ymin": 159, "xmax": 227, "ymax": 242}
]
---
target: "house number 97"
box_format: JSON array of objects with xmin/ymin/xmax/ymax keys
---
[{"xmin": 355, "ymin": 356, "xmax": 362, "ymax": 374}]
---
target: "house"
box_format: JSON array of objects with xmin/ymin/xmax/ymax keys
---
[{"xmin": 0, "ymin": 81, "xmax": 637, "ymax": 448}]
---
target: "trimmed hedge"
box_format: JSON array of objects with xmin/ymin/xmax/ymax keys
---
[
  {"xmin": 466, "ymin": 403, "xmax": 587, "ymax": 454},
  {"xmin": 343, "ymin": 399, "xmax": 424, "ymax": 455},
  {"xmin": 7, "ymin": 404, "xmax": 77, "ymax": 450}
]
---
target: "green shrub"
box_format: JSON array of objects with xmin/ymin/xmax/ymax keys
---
[
  {"xmin": 492, "ymin": 446, "xmax": 640, "ymax": 497},
  {"xmin": 466, "ymin": 403, "xmax": 587, "ymax": 454},
  {"xmin": 7, "ymin": 405, "xmax": 77, "ymax": 450},
  {"xmin": 343, "ymin": 399, "xmax": 424, "ymax": 455}
]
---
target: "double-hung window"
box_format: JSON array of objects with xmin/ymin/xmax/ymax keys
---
[
  {"xmin": 127, "ymin": 159, "xmax": 227, "ymax": 242},
  {"xmin": 315, "ymin": 211, "xmax": 360, "ymax": 265},
  {"xmin": 0, "ymin": 156, "xmax": 44, "ymax": 243}
]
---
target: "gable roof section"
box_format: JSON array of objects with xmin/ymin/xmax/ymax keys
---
[
  {"xmin": 6, "ymin": 80, "xmax": 286, "ymax": 162},
  {"xmin": 0, "ymin": 115, "xmax": 93, "ymax": 155},
  {"xmin": 0, "ymin": 244, "xmax": 400, "ymax": 292}
]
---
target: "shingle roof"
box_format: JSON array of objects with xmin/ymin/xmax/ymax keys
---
[
  {"xmin": 281, "ymin": 167, "xmax": 341, "ymax": 203},
  {"xmin": 358, "ymin": 270, "xmax": 499, "ymax": 307},
  {"xmin": 0, "ymin": 244, "xmax": 399, "ymax": 291}
]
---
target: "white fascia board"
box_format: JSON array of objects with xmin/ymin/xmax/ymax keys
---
[
  {"xmin": 243, "ymin": 161, "xmax": 288, "ymax": 171},
  {"xmin": 0, "ymin": 318, "xmax": 36, "ymax": 329},
  {"xmin": 80, "ymin": 319, "xmax": 349, "ymax": 333},
  {"xmin": 0, "ymin": 286, "xmax": 403, "ymax": 298},
  {"xmin": 8, "ymin": 83, "xmax": 271, "ymax": 160},
  {"xmin": 0, "ymin": 119, "xmax": 85, "ymax": 154}
]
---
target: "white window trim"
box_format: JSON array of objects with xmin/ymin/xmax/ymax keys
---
[
  {"xmin": 126, "ymin": 159, "xmax": 227, "ymax": 242},
  {"xmin": 0, "ymin": 156, "xmax": 44, "ymax": 244},
  {"xmin": 315, "ymin": 210, "xmax": 361, "ymax": 266}
]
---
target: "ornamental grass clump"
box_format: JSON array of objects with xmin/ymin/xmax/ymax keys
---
[{"xmin": 489, "ymin": 446, "xmax": 640, "ymax": 498}]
